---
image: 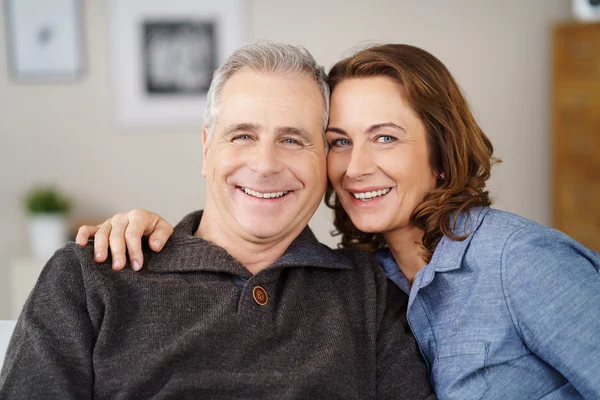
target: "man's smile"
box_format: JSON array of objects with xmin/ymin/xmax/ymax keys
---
[{"xmin": 239, "ymin": 186, "xmax": 291, "ymax": 199}]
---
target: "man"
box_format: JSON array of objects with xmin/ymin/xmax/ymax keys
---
[{"xmin": 0, "ymin": 41, "xmax": 434, "ymax": 399}]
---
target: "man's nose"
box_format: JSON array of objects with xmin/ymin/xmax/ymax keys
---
[
  {"xmin": 247, "ymin": 142, "xmax": 284, "ymax": 176},
  {"xmin": 345, "ymin": 145, "xmax": 376, "ymax": 180}
]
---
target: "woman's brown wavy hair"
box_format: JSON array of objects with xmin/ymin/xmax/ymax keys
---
[{"xmin": 325, "ymin": 44, "xmax": 499, "ymax": 262}]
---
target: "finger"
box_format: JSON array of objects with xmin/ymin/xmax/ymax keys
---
[
  {"xmin": 147, "ymin": 218, "xmax": 174, "ymax": 252},
  {"xmin": 124, "ymin": 209, "xmax": 151, "ymax": 271},
  {"xmin": 75, "ymin": 225, "xmax": 99, "ymax": 247},
  {"xmin": 108, "ymin": 212, "xmax": 129, "ymax": 271},
  {"xmin": 93, "ymin": 220, "xmax": 112, "ymax": 263}
]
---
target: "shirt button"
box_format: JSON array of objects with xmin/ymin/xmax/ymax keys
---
[{"xmin": 252, "ymin": 286, "xmax": 268, "ymax": 306}]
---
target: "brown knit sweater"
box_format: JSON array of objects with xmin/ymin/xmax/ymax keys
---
[{"xmin": 0, "ymin": 211, "xmax": 434, "ymax": 399}]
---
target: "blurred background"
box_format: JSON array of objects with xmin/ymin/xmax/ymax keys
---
[{"xmin": 0, "ymin": 0, "xmax": 598, "ymax": 319}]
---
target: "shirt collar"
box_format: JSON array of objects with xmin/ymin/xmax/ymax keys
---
[
  {"xmin": 376, "ymin": 207, "xmax": 490, "ymax": 288},
  {"xmin": 428, "ymin": 206, "xmax": 489, "ymax": 273},
  {"xmin": 375, "ymin": 250, "xmax": 411, "ymax": 294},
  {"xmin": 146, "ymin": 210, "xmax": 353, "ymax": 276}
]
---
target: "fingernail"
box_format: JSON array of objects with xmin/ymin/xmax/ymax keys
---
[
  {"xmin": 132, "ymin": 260, "xmax": 140, "ymax": 271},
  {"xmin": 152, "ymin": 240, "xmax": 162, "ymax": 250},
  {"xmin": 113, "ymin": 259, "xmax": 122, "ymax": 270},
  {"xmin": 95, "ymin": 251, "xmax": 103, "ymax": 260}
]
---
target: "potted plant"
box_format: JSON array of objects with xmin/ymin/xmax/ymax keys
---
[{"xmin": 25, "ymin": 186, "xmax": 71, "ymax": 260}]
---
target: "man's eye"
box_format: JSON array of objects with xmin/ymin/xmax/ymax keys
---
[
  {"xmin": 232, "ymin": 134, "xmax": 252, "ymax": 142},
  {"xmin": 282, "ymin": 138, "xmax": 300, "ymax": 145},
  {"xmin": 329, "ymin": 138, "xmax": 351, "ymax": 147},
  {"xmin": 375, "ymin": 135, "xmax": 396, "ymax": 143}
]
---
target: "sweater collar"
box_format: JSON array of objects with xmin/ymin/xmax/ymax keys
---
[{"xmin": 146, "ymin": 210, "xmax": 353, "ymax": 277}]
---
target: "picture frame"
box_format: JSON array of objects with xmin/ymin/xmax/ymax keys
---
[
  {"xmin": 4, "ymin": 0, "xmax": 85, "ymax": 81},
  {"xmin": 573, "ymin": 0, "xmax": 600, "ymax": 21},
  {"xmin": 107, "ymin": 0, "xmax": 247, "ymax": 128}
]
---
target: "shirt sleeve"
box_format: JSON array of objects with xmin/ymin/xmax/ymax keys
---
[
  {"xmin": 374, "ymin": 263, "xmax": 437, "ymax": 399},
  {"xmin": 502, "ymin": 226, "xmax": 600, "ymax": 399},
  {"xmin": 0, "ymin": 246, "xmax": 95, "ymax": 399}
]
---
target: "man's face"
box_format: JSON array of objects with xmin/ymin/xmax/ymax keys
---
[{"xmin": 202, "ymin": 68, "xmax": 327, "ymax": 244}]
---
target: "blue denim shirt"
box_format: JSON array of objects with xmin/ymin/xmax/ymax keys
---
[{"xmin": 376, "ymin": 207, "xmax": 600, "ymax": 400}]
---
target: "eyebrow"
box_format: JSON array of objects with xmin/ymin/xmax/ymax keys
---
[
  {"xmin": 276, "ymin": 126, "xmax": 314, "ymax": 144},
  {"xmin": 222, "ymin": 123, "xmax": 315, "ymax": 143},
  {"xmin": 222, "ymin": 123, "xmax": 261, "ymax": 136},
  {"xmin": 326, "ymin": 122, "xmax": 406, "ymax": 135}
]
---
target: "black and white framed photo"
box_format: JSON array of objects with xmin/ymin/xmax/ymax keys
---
[
  {"xmin": 108, "ymin": 0, "xmax": 246, "ymax": 128},
  {"xmin": 4, "ymin": 0, "xmax": 85, "ymax": 81},
  {"xmin": 573, "ymin": 0, "xmax": 600, "ymax": 21},
  {"xmin": 143, "ymin": 21, "xmax": 216, "ymax": 95}
]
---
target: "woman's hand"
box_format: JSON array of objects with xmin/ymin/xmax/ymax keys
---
[{"xmin": 75, "ymin": 209, "xmax": 174, "ymax": 271}]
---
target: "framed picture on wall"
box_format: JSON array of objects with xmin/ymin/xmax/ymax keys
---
[
  {"xmin": 4, "ymin": 0, "xmax": 85, "ymax": 81},
  {"xmin": 108, "ymin": 0, "xmax": 246, "ymax": 129},
  {"xmin": 573, "ymin": 0, "xmax": 600, "ymax": 21}
]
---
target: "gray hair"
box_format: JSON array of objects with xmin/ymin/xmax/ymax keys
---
[{"xmin": 203, "ymin": 40, "xmax": 330, "ymax": 145}]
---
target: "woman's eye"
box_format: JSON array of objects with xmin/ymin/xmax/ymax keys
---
[
  {"xmin": 329, "ymin": 138, "xmax": 351, "ymax": 147},
  {"xmin": 375, "ymin": 135, "xmax": 396, "ymax": 143}
]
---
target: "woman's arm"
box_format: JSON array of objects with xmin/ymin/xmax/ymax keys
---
[
  {"xmin": 502, "ymin": 226, "xmax": 600, "ymax": 398},
  {"xmin": 75, "ymin": 209, "xmax": 174, "ymax": 271}
]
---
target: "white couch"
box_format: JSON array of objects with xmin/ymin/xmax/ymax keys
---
[{"xmin": 0, "ymin": 320, "xmax": 17, "ymax": 370}]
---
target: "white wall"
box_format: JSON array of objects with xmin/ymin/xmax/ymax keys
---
[{"xmin": 0, "ymin": 0, "xmax": 572, "ymax": 318}]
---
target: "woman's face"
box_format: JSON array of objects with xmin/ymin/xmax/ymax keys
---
[{"xmin": 326, "ymin": 76, "xmax": 438, "ymax": 234}]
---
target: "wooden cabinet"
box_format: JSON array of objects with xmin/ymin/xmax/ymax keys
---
[{"xmin": 552, "ymin": 22, "xmax": 600, "ymax": 252}]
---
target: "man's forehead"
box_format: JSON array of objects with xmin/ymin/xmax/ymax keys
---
[
  {"xmin": 220, "ymin": 69, "xmax": 320, "ymax": 103},
  {"xmin": 224, "ymin": 67, "xmax": 312, "ymax": 86},
  {"xmin": 216, "ymin": 71, "xmax": 323, "ymax": 134}
]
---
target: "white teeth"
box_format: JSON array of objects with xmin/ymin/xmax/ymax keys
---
[
  {"xmin": 242, "ymin": 187, "xmax": 289, "ymax": 199},
  {"xmin": 351, "ymin": 188, "xmax": 391, "ymax": 201}
]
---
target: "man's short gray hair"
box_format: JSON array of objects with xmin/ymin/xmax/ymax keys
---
[{"xmin": 203, "ymin": 40, "xmax": 330, "ymax": 145}]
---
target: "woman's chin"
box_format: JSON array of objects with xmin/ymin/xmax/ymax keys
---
[{"xmin": 351, "ymin": 219, "xmax": 386, "ymax": 234}]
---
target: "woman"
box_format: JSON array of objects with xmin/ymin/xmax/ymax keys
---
[{"xmin": 77, "ymin": 44, "xmax": 600, "ymax": 399}]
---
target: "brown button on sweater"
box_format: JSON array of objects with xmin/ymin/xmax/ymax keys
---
[{"xmin": 0, "ymin": 211, "xmax": 434, "ymax": 399}]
